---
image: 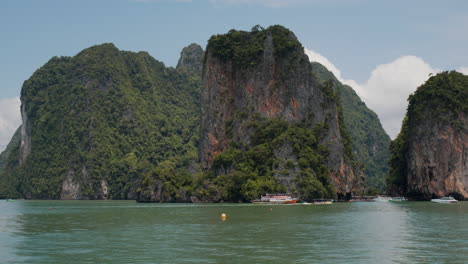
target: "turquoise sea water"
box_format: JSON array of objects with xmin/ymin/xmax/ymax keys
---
[{"xmin": 0, "ymin": 200, "xmax": 467, "ymax": 264}]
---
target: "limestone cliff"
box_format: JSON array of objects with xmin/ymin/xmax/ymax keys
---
[
  {"xmin": 199, "ymin": 26, "xmax": 364, "ymax": 200},
  {"xmin": 19, "ymin": 103, "xmax": 31, "ymax": 165},
  {"xmin": 389, "ymin": 71, "xmax": 468, "ymax": 200}
]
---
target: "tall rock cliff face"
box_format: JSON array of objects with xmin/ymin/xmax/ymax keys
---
[
  {"xmin": 389, "ymin": 71, "xmax": 468, "ymax": 200},
  {"xmin": 0, "ymin": 43, "xmax": 200, "ymax": 200},
  {"xmin": 199, "ymin": 26, "xmax": 364, "ymax": 200},
  {"xmin": 311, "ymin": 62, "xmax": 391, "ymax": 191}
]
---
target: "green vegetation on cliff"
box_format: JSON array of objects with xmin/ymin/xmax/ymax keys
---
[
  {"xmin": 176, "ymin": 43, "xmax": 204, "ymax": 74},
  {"xmin": 407, "ymin": 71, "xmax": 468, "ymax": 126},
  {"xmin": 0, "ymin": 127, "xmax": 20, "ymax": 173},
  {"xmin": 311, "ymin": 62, "xmax": 391, "ymax": 192},
  {"xmin": 0, "ymin": 128, "xmax": 21, "ymax": 198},
  {"xmin": 207, "ymin": 25, "xmax": 303, "ymax": 67},
  {"xmin": 0, "ymin": 43, "xmax": 200, "ymax": 199},
  {"xmin": 387, "ymin": 71, "xmax": 468, "ymax": 190},
  {"xmin": 196, "ymin": 117, "xmax": 335, "ymax": 202}
]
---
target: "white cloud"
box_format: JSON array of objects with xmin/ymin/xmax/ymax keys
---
[
  {"xmin": 359, "ymin": 56, "xmax": 439, "ymax": 138},
  {"xmin": 306, "ymin": 48, "xmax": 444, "ymax": 139},
  {"xmin": 458, "ymin": 67, "xmax": 468, "ymax": 75},
  {"xmin": 0, "ymin": 97, "xmax": 21, "ymax": 152}
]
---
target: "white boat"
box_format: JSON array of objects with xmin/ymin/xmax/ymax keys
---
[
  {"xmin": 251, "ymin": 194, "xmax": 298, "ymax": 204},
  {"xmin": 312, "ymin": 199, "xmax": 334, "ymax": 205},
  {"xmin": 431, "ymin": 196, "xmax": 458, "ymax": 204},
  {"xmin": 390, "ymin": 197, "xmax": 407, "ymax": 202},
  {"xmin": 373, "ymin": 196, "xmax": 392, "ymax": 202}
]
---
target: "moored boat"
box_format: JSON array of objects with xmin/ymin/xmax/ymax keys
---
[
  {"xmin": 389, "ymin": 197, "xmax": 407, "ymax": 202},
  {"xmin": 312, "ymin": 199, "xmax": 334, "ymax": 205},
  {"xmin": 431, "ymin": 196, "xmax": 458, "ymax": 204},
  {"xmin": 373, "ymin": 196, "xmax": 392, "ymax": 202},
  {"xmin": 252, "ymin": 194, "xmax": 298, "ymax": 204},
  {"xmin": 349, "ymin": 196, "xmax": 376, "ymax": 202}
]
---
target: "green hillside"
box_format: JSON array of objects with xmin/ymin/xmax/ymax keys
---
[
  {"xmin": 311, "ymin": 62, "xmax": 391, "ymax": 192},
  {"xmin": 0, "ymin": 43, "xmax": 200, "ymax": 199}
]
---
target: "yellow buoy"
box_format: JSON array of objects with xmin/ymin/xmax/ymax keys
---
[{"xmin": 221, "ymin": 213, "xmax": 227, "ymax": 220}]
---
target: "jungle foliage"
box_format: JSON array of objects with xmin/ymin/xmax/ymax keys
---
[
  {"xmin": 196, "ymin": 117, "xmax": 336, "ymax": 202},
  {"xmin": 0, "ymin": 43, "xmax": 200, "ymax": 199},
  {"xmin": 206, "ymin": 25, "xmax": 303, "ymax": 68}
]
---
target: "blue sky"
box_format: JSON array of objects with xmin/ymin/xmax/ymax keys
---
[{"xmin": 1, "ymin": 0, "xmax": 468, "ymax": 150}]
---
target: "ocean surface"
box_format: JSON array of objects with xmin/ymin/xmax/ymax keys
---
[{"xmin": 0, "ymin": 200, "xmax": 467, "ymax": 264}]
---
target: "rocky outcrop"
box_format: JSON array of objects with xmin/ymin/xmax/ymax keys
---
[
  {"xmin": 406, "ymin": 115, "xmax": 468, "ymax": 199},
  {"xmin": 199, "ymin": 26, "xmax": 363, "ymax": 198},
  {"xmin": 176, "ymin": 43, "xmax": 204, "ymax": 74},
  {"xmin": 389, "ymin": 71, "xmax": 468, "ymax": 200}
]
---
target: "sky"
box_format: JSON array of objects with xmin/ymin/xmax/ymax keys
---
[{"xmin": 1, "ymin": 0, "xmax": 467, "ymax": 151}]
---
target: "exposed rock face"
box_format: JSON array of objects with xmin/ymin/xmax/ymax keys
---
[
  {"xmin": 176, "ymin": 43, "xmax": 204, "ymax": 74},
  {"xmin": 389, "ymin": 71, "xmax": 468, "ymax": 200},
  {"xmin": 406, "ymin": 115, "xmax": 468, "ymax": 199},
  {"xmin": 19, "ymin": 104, "xmax": 31, "ymax": 165},
  {"xmin": 60, "ymin": 169, "xmax": 81, "ymax": 200},
  {"xmin": 199, "ymin": 26, "xmax": 363, "ymax": 197}
]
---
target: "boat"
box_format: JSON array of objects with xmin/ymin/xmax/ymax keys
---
[
  {"xmin": 349, "ymin": 196, "xmax": 376, "ymax": 202},
  {"xmin": 372, "ymin": 196, "xmax": 392, "ymax": 202},
  {"xmin": 431, "ymin": 196, "xmax": 458, "ymax": 204},
  {"xmin": 251, "ymin": 194, "xmax": 298, "ymax": 204},
  {"xmin": 389, "ymin": 197, "xmax": 407, "ymax": 202},
  {"xmin": 312, "ymin": 199, "xmax": 334, "ymax": 205}
]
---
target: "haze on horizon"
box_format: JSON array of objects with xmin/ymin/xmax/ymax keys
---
[{"xmin": 1, "ymin": 0, "xmax": 467, "ymax": 151}]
